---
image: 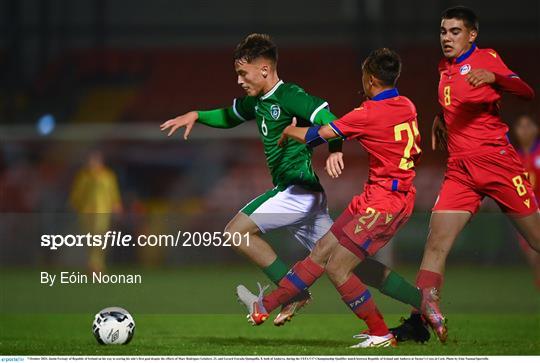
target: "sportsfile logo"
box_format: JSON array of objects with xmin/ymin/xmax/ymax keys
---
[{"xmin": 40, "ymin": 231, "xmax": 250, "ymax": 250}]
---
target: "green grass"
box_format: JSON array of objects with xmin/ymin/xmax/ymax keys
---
[
  {"xmin": 0, "ymin": 266, "xmax": 539, "ymax": 355},
  {"xmin": 1, "ymin": 314, "xmax": 538, "ymax": 355}
]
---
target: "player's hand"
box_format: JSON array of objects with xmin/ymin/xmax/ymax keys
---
[
  {"xmin": 431, "ymin": 114, "xmax": 448, "ymax": 151},
  {"xmin": 325, "ymin": 152, "xmax": 344, "ymax": 179},
  {"xmin": 160, "ymin": 111, "xmax": 198, "ymax": 140},
  {"xmin": 278, "ymin": 117, "xmax": 298, "ymax": 147},
  {"xmin": 466, "ymin": 69, "xmax": 496, "ymax": 88}
]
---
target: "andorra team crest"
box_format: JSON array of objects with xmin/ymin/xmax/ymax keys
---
[
  {"xmin": 460, "ymin": 64, "xmax": 471, "ymax": 75},
  {"xmin": 270, "ymin": 105, "xmax": 281, "ymax": 119}
]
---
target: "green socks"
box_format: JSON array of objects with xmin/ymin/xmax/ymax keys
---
[
  {"xmin": 380, "ymin": 271, "xmax": 421, "ymax": 310},
  {"xmin": 262, "ymin": 258, "xmax": 290, "ymax": 285}
]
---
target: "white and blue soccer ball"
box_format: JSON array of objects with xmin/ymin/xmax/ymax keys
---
[{"xmin": 92, "ymin": 307, "xmax": 135, "ymax": 345}]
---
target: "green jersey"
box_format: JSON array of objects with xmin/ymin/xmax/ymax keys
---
[{"xmin": 198, "ymin": 80, "xmax": 337, "ymax": 191}]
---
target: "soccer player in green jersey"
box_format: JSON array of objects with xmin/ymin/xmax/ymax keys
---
[{"xmin": 161, "ymin": 34, "xmax": 422, "ymax": 326}]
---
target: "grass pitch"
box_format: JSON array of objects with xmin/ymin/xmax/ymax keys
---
[{"xmin": 0, "ymin": 266, "xmax": 538, "ymax": 355}]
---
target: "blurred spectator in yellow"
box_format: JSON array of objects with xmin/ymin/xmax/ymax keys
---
[{"xmin": 70, "ymin": 150, "xmax": 122, "ymax": 273}]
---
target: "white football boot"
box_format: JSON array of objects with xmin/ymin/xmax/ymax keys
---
[
  {"xmin": 236, "ymin": 283, "xmax": 269, "ymax": 325},
  {"xmin": 350, "ymin": 333, "xmax": 397, "ymax": 348}
]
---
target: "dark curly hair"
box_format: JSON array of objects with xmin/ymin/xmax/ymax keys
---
[
  {"xmin": 362, "ymin": 48, "xmax": 402, "ymax": 87},
  {"xmin": 233, "ymin": 33, "xmax": 278, "ymax": 64}
]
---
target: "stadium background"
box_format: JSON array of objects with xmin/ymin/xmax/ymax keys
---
[{"xmin": 0, "ymin": 0, "xmax": 539, "ymax": 355}]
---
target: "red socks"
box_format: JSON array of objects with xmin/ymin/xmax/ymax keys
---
[
  {"xmin": 262, "ymin": 256, "xmax": 324, "ymax": 312},
  {"xmin": 412, "ymin": 269, "xmax": 443, "ymax": 314},
  {"xmin": 337, "ymin": 274, "xmax": 388, "ymax": 336},
  {"xmin": 416, "ymin": 269, "xmax": 443, "ymax": 290},
  {"xmin": 262, "ymin": 257, "xmax": 390, "ymax": 337}
]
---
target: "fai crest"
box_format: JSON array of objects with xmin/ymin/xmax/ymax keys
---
[
  {"xmin": 270, "ymin": 105, "xmax": 281, "ymax": 120},
  {"xmin": 460, "ymin": 64, "xmax": 471, "ymax": 75}
]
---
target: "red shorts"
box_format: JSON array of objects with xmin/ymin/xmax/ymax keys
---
[
  {"xmin": 433, "ymin": 146, "xmax": 538, "ymax": 216},
  {"xmin": 330, "ymin": 184, "xmax": 416, "ymax": 258}
]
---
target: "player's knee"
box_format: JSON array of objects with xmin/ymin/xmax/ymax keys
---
[
  {"xmin": 310, "ymin": 236, "xmax": 335, "ymax": 266},
  {"xmin": 224, "ymin": 219, "xmax": 252, "ymax": 250},
  {"xmin": 224, "ymin": 216, "xmax": 251, "ymax": 235},
  {"xmin": 223, "ymin": 220, "xmax": 240, "ymax": 235}
]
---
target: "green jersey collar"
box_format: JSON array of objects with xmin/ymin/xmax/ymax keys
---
[{"xmin": 260, "ymin": 80, "xmax": 284, "ymax": 100}]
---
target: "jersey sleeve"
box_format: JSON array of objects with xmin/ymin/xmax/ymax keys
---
[
  {"xmin": 281, "ymin": 85, "xmax": 337, "ymax": 125},
  {"xmin": 231, "ymin": 96, "xmax": 257, "ymax": 122},
  {"xmin": 481, "ymin": 50, "xmax": 516, "ymax": 77},
  {"xmin": 328, "ymin": 106, "xmax": 368, "ymax": 140},
  {"xmin": 482, "ymin": 50, "xmax": 535, "ymax": 100},
  {"xmin": 197, "ymin": 96, "xmax": 257, "ymax": 128}
]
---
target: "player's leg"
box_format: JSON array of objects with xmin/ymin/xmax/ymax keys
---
[
  {"xmin": 517, "ymin": 233, "xmax": 540, "ymax": 289},
  {"xmin": 508, "ymin": 211, "xmax": 540, "ymax": 289},
  {"xmin": 390, "ymin": 211, "xmax": 470, "ymax": 344},
  {"xmin": 235, "ymin": 230, "xmax": 335, "ymax": 325},
  {"xmin": 295, "ymin": 200, "xmax": 422, "ymax": 311},
  {"xmin": 478, "ymin": 147, "xmax": 540, "ymax": 284},
  {"xmin": 326, "ymin": 190, "xmax": 420, "ymax": 347},
  {"xmin": 235, "ymin": 185, "xmax": 332, "ymax": 324},
  {"xmin": 418, "ymin": 211, "xmax": 472, "ymax": 275},
  {"xmin": 325, "ymin": 243, "xmax": 396, "ymax": 348},
  {"xmin": 393, "ymin": 166, "xmax": 480, "ymax": 343},
  {"xmin": 228, "ymin": 187, "xmax": 300, "ymax": 285},
  {"xmin": 303, "ymin": 204, "xmax": 421, "ymax": 312},
  {"xmin": 260, "ymin": 230, "xmax": 336, "ymax": 315},
  {"xmin": 356, "ymin": 259, "xmax": 421, "ymax": 311},
  {"xmin": 271, "ymin": 206, "xmax": 333, "ymax": 326},
  {"xmin": 256, "ymin": 232, "xmax": 423, "ymax": 325},
  {"xmin": 275, "ymin": 193, "xmax": 422, "ymax": 316},
  {"xmin": 252, "ymin": 207, "xmax": 361, "ymax": 319},
  {"xmin": 356, "ymin": 257, "xmax": 430, "ymax": 343},
  {"xmin": 414, "ymin": 211, "xmax": 471, "ymax": 342},
  {"xmin": 509, "ymin": 212, "xmax": 540, "ymax": 253},
  {"xmin": 224, "ymin": 212, "xmax": 283, "ymax": 271},
  {"xmin": 477, "ymin": 147, "xmax": 540, "ymax": 252}
]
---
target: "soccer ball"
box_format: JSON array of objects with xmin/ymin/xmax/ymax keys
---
[{"xmin": 92, "ymin": 307, "xmax": 135, "ymax": 345}]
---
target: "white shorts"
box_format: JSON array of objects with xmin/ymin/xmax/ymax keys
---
[{"xmin": 241, "ymin": 185, "xmax": 333, "ymax": 251}]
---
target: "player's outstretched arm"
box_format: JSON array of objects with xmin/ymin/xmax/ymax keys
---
[
  {"xmin": 278, "ymin": 117, "xmax": 339, "ymax": 147},
  {"xmin": 161, "ymin": 107, "xmax": 246, "ymax": 140},
  {"xmin": 493, "ymin": 73, "xmax": 535, "ymax": 100}
]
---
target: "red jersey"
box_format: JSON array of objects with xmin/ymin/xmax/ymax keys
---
[
  {"xmin": 329, "ymin": 88, "xmax": 421, "ymax": 191},
  {"xmin": 438, "ymin": 44, "xmax": 528, "ymax": 158},
  {"xmin": 517, "ymin": 139, "xmax": 540, "ymax": 200}
]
